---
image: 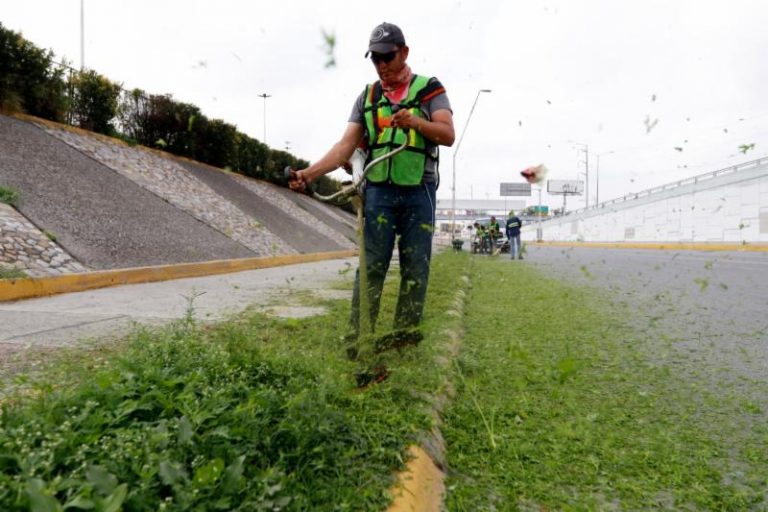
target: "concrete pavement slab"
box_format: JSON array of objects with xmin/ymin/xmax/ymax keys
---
[{"xmin": 0, "ymin": 258, "xmax": 357, "ymax": 350}]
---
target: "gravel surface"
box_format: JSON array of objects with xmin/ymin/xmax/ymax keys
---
[
  {"xmin": 0, "ymin": 115, "xmax": 256, "ymax": 269},
  {"xmin": 176, "ymin": 159, "xmax": 348, "ymax": 253}
]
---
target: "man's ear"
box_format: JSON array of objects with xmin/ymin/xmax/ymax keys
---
[{"xmin": 401, "ymin": 45, "xmax": 410, "ymax": 60}]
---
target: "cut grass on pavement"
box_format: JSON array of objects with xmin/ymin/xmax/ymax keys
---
[{"xmin": 444, "ymin": 257, "xmax": 767, "ymax": 510}]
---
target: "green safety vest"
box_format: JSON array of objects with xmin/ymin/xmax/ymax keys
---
[{"xmin": 363, "ymin": 75, "xmax": 444, "ymax": 185}]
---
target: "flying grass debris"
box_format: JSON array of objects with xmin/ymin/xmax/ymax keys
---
[
  {"xmin": 644, "ymin": 116, "xmax": 659, "ymax": 133},
  {"xmin": 321, "ymin": 29, "xmax": 337, "ymax": 68},
  {"xmin": 739, "ymin": 143, "xmax": 756, "ymax": 154}
]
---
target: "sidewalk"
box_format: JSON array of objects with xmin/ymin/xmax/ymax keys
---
[{"xmin": 0, "ymin": 258, "xmax": 356, "ymax": 351}]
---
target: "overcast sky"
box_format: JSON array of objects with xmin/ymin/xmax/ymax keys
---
[{"xmin": 3, "ymin": 0, "xmax": 767, "ymax": 209}]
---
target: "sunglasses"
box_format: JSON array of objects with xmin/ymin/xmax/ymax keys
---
[{"xmin": 370, "ymin": 50, "xmax": 398, "ymax": 64}]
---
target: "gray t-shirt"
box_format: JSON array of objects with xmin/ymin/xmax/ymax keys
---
[{"xmin": 348, "ymin": 77, "xmax": 452, "ymax": 184}]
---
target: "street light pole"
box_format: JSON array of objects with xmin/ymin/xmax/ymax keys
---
[
  {"xmin": 80, "ymin": 0, "xmax": 85, "ymax": 70},
  {"xmin": 595, "ymin": 150, "xmax": 614, "ymax": 206},
  {"xmin": 451, "ymin": 88, "xmax": 491, "ymax": 241},
  {"xmin": 258, "ymin": 93, "xmax": 271, "ymax": 144},
  {"xmin": 570, "ymin": 142, "xmax": 590, "ymax": 209}
]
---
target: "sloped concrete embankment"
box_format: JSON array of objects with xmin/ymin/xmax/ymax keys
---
[
  {"xmin": 0, "ymin": 114, "xmax": 256, "ymax": 271},
  {"xmin": 36, "ymin": 120, "xmax": 293, "ymax": 257},
  {"xmin": 177, "ymin": 158, "xmax": 354, "ymax": 253}
]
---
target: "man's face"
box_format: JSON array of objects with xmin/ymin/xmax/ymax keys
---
[{"xmin": 370, "ymin": 46, "xmax": 408, "ymax": 82}]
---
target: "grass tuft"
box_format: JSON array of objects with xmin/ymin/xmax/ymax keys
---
[{"xmin": 0, "ymin": 186, "xmax": 21, "ymax": 207}]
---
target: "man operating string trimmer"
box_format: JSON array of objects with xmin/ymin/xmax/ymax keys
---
[{"xmin": 288, "ymin": 22, "xmax": 455, "ymax": 362}]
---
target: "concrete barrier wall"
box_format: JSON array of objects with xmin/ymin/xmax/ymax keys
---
[{"xmin": 523, "ymin": 158, "xmax": 768, "ymax": 243}]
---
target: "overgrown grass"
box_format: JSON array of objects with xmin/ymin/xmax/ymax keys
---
[
  {"xmin": 444, "ymin": 257, "xmax": 767, "ymax": 510},
  {"xmin": 0, "ymin": 252, "xmax": 470, "ymax": 511},
  {"xmin": 0, "ymin": 185, "xmax": 20, "ymax": 206}
]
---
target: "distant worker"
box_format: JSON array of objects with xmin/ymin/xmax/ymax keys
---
[
  {"xmin": 506, "ymin": 210, "xmax": 523, "ymax": 260},
  {"xmin": 488, "ymin": 215, "xmax": 501, "ymax": 254},
  {"xmin": 476, "ymin": 223, "xmax": 489, "ymax": 253}
]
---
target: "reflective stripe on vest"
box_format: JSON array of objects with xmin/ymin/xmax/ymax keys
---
[{"xmin": 363, "ymin": 75, "xmax": 431, "ymax": 185}]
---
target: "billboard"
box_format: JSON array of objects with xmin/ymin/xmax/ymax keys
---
[
  {"xmin": 547, "ymin": 180, "xmax": 584, "ymax": 195},
  {"xmin": 499, "ymin": 182, "xmax": 532, "ymax": 196}
]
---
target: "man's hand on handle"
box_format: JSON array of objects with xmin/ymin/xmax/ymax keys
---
[{"xmin": 287, "ymin": 167, "xmax": 311, "ymax": 192}]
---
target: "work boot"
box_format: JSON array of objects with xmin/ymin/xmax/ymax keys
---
[{"xmin": 354, "ymin": 364, "xmax": 390, "ymax": 388}]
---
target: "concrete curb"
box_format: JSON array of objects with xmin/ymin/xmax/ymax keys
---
[
  {"xmin": 386, "ymin": 274, "xmax": 471, "ymax": 512},
  {"xmin": 0, "ymin": 250, "xmax": 356, "ymax": 302},
  {"xmin": 386, "ymin": 446, "xmax": 446, "ymax": 512},
  {"xmin": 529, "ymin": 241, "xmax": 768, "ymax": 251}
]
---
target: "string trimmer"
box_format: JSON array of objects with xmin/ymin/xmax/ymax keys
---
[{"xmin": 286, "ymin": 132, "xmax": 411, "ymax": 387}]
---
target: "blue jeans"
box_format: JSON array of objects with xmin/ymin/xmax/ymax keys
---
[
  {"xmin": 350, "ymin": 181, "xmax": 436, "ymax": 335},
  {"xmin": 509, "ymin": 233, "xmax": 521, "ymax": 259}
]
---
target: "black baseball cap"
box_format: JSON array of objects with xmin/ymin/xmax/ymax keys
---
[{"xmin": 365, "ymin": 22, "xmax": 406, "ymax": 57}]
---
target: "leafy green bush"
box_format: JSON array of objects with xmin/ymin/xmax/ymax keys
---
[
  {"xmin": 0, "ymin": 22, "xmax": 67, "ymax": 120},
  {"xmin": 70, "ymin": 70, "xmax": 122, "ymax": 135}
]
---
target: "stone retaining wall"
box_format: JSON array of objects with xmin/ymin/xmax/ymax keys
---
[{"xmin": 0, "ymin": 203, "xmax": 86, "ymax": 277}]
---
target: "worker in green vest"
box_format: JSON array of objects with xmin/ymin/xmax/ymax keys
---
[
  {"xmin": 488, "ymin": 216, "xmax": 501, "ymax": 254},
  {"xmin": 289, "ymin": 22, "xmax": 455, "ymax": 355}
]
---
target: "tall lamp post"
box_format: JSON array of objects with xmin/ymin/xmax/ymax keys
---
[
  {"xmin": 570, "ymin": 142, "xmax": 589, "ymax": 209},
  {"xmin": 80, "ymin": 0, "xmax": 85, "ymax": 70},
  {"xmin": 451, "ymin": 88, "xmax": 491, "ymax": 240},
  {"xmin": 595, "ymin": 150, "xmax": 614, "ymax": 206},
  {"xmin": 258, "ymin": 93, "xmax": 271, "ymax": 144}
]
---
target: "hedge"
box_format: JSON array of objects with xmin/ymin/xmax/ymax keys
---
[{"xmin": 0, "ymin": 22, "xmax": 342, "ymax": 200}]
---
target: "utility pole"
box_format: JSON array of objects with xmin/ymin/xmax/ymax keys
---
[
  {"xmin": 258, "ymin": 93, "xmax": 271, "ymax": 144},
  {"xmin": 595, "ymin": 150, "xmax": 614, "ymax": 206},
  {"xmin": 451, "ymin": 88, "xmax": 491, "ymax": 241},
  {"xmin": 80, "ymin": 0, "xmax": 85, "ymax": 70},
  {"xmin": 570, "ymin": 142, "xmax": 589, "ymax": 209}
]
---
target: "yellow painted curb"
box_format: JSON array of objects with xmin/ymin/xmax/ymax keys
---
[
  {"xmin": 386, "ymin": 445, "xmax": 445, "ymax": 512},
  {"xmin": 0, "ymin": 250, "xmax": 356, "ymax": 303},
  {"xmin": 529, "ymin": 241, "xmax": 768, "ymax": 252}
]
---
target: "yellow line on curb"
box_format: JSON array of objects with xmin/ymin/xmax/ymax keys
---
[
  {"xmin": 386, "ymin": 445, "xmax": 445, "ymax": 512},
  {"xmin": 0, "ymin": 251, "xmax": 356, "ymax": 303},
  {"xmin": 529, "ymin": 241, "xmax": 768, "ymax": 252}
]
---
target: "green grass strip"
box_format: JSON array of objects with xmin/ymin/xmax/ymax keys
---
[
  {"xmin": 0, "ymin": 252, "xmax": 470, "ymax": 511},
  {"xmin": 443, "ymin": 257, "xmax": 767, "ymax": 510}
]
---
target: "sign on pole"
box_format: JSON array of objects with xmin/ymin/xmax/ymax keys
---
[
  {"xmin": 547, "ymin": 180, "xmax": 584, "ymax": 195},
  {"xmin": 500, "ymin": 182, "xmax": 531, "ymax": 196}
]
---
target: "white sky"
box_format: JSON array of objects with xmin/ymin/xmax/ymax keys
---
[{"xmin": 2, "ymin": 0, "xmax": 767, "ymax": 209}]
